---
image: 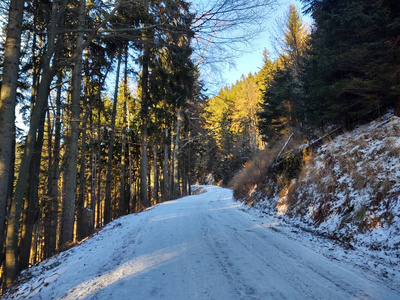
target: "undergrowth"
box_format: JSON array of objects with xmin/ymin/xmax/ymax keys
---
[
  {"xmin": 233, "ymin": 115, "xmax": 400, "ymax": 251},
  {"xmin": 231, "ymin": 132, "xmax": 308, "ymax": 204}
]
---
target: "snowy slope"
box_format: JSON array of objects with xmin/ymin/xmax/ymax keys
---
[
  {"xmin": 285, "ymin": 115, "xmax": 400, "ymax": 251},
  {"xmin": 246, "ymin": 114, "xmax": 400, "ymax": 294},
  {"xmin": 3, "ymin": 186, "xmax": 400, "ymax": 299}
]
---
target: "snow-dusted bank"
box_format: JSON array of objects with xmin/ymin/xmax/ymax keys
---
[{"xmin": 4, "ymin": 186, "xmax": 400, "ymax": 299}]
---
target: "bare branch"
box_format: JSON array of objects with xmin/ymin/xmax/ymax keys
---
[{"xmin": 190, "ymin": 0, "xmax": 277, "ymax": 91}]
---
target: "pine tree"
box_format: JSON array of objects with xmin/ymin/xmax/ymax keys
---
[
  {"xmin": 258, "ymin": 5, "xmax": 309, "ymax": 143},
  {"xmin": 302, "ymin": 0, "xmax": 400, "ymax": 124}
]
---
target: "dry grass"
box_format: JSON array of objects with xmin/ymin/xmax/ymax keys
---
[
  {"xmin": 351, "ymin": 171, "xmax": 366, "ymax": 190},
  {"xmin": 231, "ymin": 131, "xmax": 310, "ymax": 203},
  {"xmin": 234, "ymin": 116, "xmax": 400, "ymax": 249},
  {"xmin": 285, "ymin": 116, "xmax": 400, "ymax": 235},
  {"xmin": 231, "ymin": 146, "xmax": 280, "ymax": 200}
]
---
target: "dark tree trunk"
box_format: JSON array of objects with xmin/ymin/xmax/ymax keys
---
[
  {"xmin": 45, "ymin": 72, "xmax": 62, "ymax": 258},
  {"xmin": 153, "ymin": 138, "xmax": 159, "ymax": 203},
  {"xmin": 19, "ymin": 109, "xmax": 46, "ymax": 271},
  {"xmin": 172, "ymin": 109, "xmax": 182, "ymax": 198},
  {"xmin": 0, "ymin": 0, "xmax": 24, "ymax": 274},
  {"xmin": 96, "ymin": 109, "xmax": 102, "ymax": 228},
  {"xmin": 76, "ymin": 110, "xmax": 88, "ymax": 241},
  {"xmin": 105, "ymin": 49, "xmax": 122, "ymax": 224},
  {"xmin": 60, "ymin": 0, "xmax": 85, "ymax": 249},
  {"xmin": 163, "ymin": 122, "xmax": 169, "ymax": 202},
  {"xmin": 120, "ymin": 49, "xmax": 128, "ymax": 216},
  {"xmin": 89, "ymin": 103, "xmax": 96, "ymax": 231},
  {"xmin": 140, "ymin": 38, "xmax": 151, "ymax": 208},
  {"xmin": 128, "ymin": 139, "xmax": 135, "ymax": 213}
]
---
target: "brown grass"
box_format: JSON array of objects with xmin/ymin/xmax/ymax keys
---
[
  {"xmin": 284, "ymin": 116, "xmax": 400, "ymax": 232},
  {"xmin": 351, "ymin": 171, "xmax": 366, "ymax": 190},
  {"xmin": 234, "ymin": 116, "xmax": 400, "ymax": 241},
  {"xmin": 231, "ymin": 147, "xmax": 280, "ymax": 200}
]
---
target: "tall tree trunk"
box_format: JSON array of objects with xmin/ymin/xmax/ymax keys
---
[
  {"xmin": 148, "ymin": 153, "xmax": 152, "ymax": 204},
  {"xmin": 0, "ymin": 0, "xmax": 24, "ymax": 272},
  {"xmin": 60, "ymin": 0, "xmax": 85, "ymax": 249},
  {"xmin": 43, "ymin": 106, "xmax": 53, "ymax": 260},
  {"xmin": 172, "ymin": 109, "xmax": 182, "ymax": 198},
  {"xmin": 5, "ymin": 126, "xmax": 16, "ymax": 259},
  {"xmin": 182, "ymin": 166, "xmax": 187, "ymax": 196},
  {"xmin": 45, "ymin": 72, "xmax": 62, "ymax": 258},
  {"xmin": 76, "ymin": 109, "xmax": 88, "ymax": 241},
  {"xmin": 120, "ymin": 137, "xmax": 127, "ymax": 216},
  {"xmin": 169, "ymin": 118, "xmax": 175, "ymax": 197},
  {"xmin": 163, "ymin": 121, "xmax": 169, "ymax": 202},
  {"xmin": 128, "ymin": 139, "xmax": 135, "ymax": 213},
  {"xmin": 77, "ymin": 54, "xmax": 91, "ymax": 240},
  {"xmin": 4, "ymin": 50, "xmax": 56, "ymax": 288},
  {"xmin": 89, "ymin": 100, "xmax": 96, "ymax": 232},
  {"xmin": 120, "ymin": 49, "xmax": 128, "ymax": 216},
  {"xmin": 96, "ymin": 109, "xmax": 102, "ymax": 228},
  {"xmin": 19, "ymin": 109, "xmax": 46, "ymax": 271},
  {"xmin": 105, "ymin": 49, "xmax": 122, "ymax": 224},
  {"xmin": 140, "ymin": 36, "xmax": 151, "ymax": 209},
  {"xmin": 153, "ymin": 138, "xmax": 159, "ymax": 203},
  {"xmin": 188, "ymin": 145, "xmax": 192, "ymax": 196}
]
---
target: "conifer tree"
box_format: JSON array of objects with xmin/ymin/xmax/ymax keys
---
[
  {"xmin": 258, "ymin": 5, "xmax": 309, "ymax": 143},
  {"xmin": 302, "ymin": 0, "xmax": 400, "ymax": 124}
]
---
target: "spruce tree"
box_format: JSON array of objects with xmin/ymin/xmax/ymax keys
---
[
  {"xmin": 302, "ymin": 0, "xmax": 400, "ymax": 124},
  {"xmin": 258, "ymin": 5, "xmax": 309, "ymax": 143}
]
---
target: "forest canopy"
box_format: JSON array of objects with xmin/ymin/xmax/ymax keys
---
[{"xmin": 0, "ymin": 0, "xmax": 399, "ymax": 290}]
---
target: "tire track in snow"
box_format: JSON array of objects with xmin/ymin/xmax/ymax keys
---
[
  {"xmin": 6, "ymin": 186, "xmax": 400, "ymax": 300},
  {"xmin": 208, "ymin": 194, "xmax": 397, "ymax": 299}
]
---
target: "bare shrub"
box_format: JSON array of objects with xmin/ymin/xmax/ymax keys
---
[
  {"xmin": 364, "ymin": 165, "xmax": 377, "ymax": 186},
  {"xmin": 311, "ymin": 197, "xmax": 332, "ymax": 225},
  {"xmin": 286, "ymin": 180, "xmax": 305, "ymax": 214},
  {"xmin": 351, "ymin": 171, "xmax": 366, "ymax": 190},
  {"xmin": 385, "ymin": 139, "xmax": 400, "ymax": 157},
  {"xmin": 231, "ymin": 146, "xmax": 279, "ymax": 201}
]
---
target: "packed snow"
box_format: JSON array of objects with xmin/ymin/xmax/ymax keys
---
[
  {"xmin": 247, "ymin": 114, "xmax": 400, "ymax": 295},
  {"xmin": 3, "ymin": 186, "xmax": 399, "ymax": 299}
]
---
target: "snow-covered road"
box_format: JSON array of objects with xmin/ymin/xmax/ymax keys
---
[{"xmin": 6, "ymin": 186, "xmax": 400, "ymax": 299}]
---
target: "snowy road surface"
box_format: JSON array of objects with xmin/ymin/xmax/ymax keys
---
[{"xmin": 7, "ymin": 186, "xmax": 400, "ymax": 299}]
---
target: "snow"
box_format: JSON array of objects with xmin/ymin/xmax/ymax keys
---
[
  {"xmin": 3, "ymin": 186, "xmax": 400, "ymax": 299},
  {"xmin": 245, "ymin": 114, "xmax": 400, "ymax": 296},
  {"xmin": 281, "ymin": 116, "xmax": 400, "ymax": 245}
]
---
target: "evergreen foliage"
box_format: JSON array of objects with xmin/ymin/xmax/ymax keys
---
[
  {"xmin": 258, "ymin": 5, "xmax": 309, "ymax": 143},
  {"xmin": 0, "ymin": 0, "xmax": 278, "ymax": 288},
  {"xmin": 302, "ymin": 0, "xmax": 400, "ymax": 125},
  {"xmin": 237, "ymin": 0, "xmax": 400, "ymax": 213},
  {"xmin": 1, "ymin": 0, "xmax": 400, "ymax": 291},
  {"xmin": 202, "ymin": 71, "xmax": 269, "ymax": 184}
]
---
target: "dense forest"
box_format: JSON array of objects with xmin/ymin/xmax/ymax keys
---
[
  {"xmin": 0, "ymin": 0, "xmax": 399, "ymax": 291},
  {"xmin": 206, "ymin": 1, "xmax": 400, "ymax": 186}
]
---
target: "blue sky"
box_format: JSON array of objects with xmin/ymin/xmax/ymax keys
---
[{"xmin": 219, "ymin": 0, "xmax": 311, "ymax": 87}]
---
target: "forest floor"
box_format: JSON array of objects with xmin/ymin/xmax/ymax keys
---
[{"xmin": 3, "ymin": 186, "xmax": 400, "ymax": 299}]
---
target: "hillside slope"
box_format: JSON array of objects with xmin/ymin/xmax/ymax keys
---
[
  {"xmin": 244, "ymin": 114, "xmax": 400, "ymax": 286},
  {"xmin": 3, "ymin": 187, "xmax": 399, "ymax": 299},
  {"xmin": 286, "ymin": 115, "xmax": 400, "ymax": 250}
]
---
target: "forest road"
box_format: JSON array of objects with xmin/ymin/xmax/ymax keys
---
[{"xmin": 10, "ymin": 186, "xmax": 400, "ymax": 300}]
